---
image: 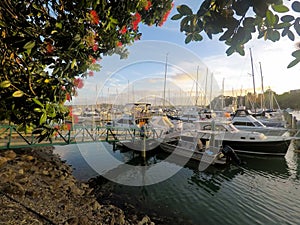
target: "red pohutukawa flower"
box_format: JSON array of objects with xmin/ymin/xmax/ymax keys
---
[
  {"xmin": 116, "ymin": 41, "xmax": 123, "ymax": 47},
  {"xmin": 132, "ymin": 12, "xmax": 141, "ymax": 30},
  {"xmin": 159, "ymin": 3, "xmax": 174, "ymax": 26},
  {"xmin": 92, "ymin": 43, "xmax": 99, "ymax": 52},
  {"xmin": 145, "ymin": 1, "xmax": 152, "ymax": 10},
  {"xmin": 90, "ymin": 10, "xmax": 99, "ymax": 25},
  {"xmin": 120, "ymin": 26, "xmax": 127, "ymax": 34},
  {"xmin": 46, "ymin": 42, "xmax": 54, "ymax": 53},
  {"xmin": 88, "ymin": 71, "xmax": 94, "ymax": 77},
  {"xmin": 74, "ymin": 78, "xmax": 84, "ymax": 89},
  {"xmin": 66, "ymin": 93, "xmax": 71, "ymax": 101}
]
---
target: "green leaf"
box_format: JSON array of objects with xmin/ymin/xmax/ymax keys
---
[
  {"xmin": 34, "ymin": 108, "xmax": 42, "ymax": 113},
  {"xmin": 171, "ymin": 14, "xmax": 183, "ymax": 20},
  {"xmin": 219, "ymin": 29, "xmax": 234, "ymax": 41},
  {"xmin": 274, "ymin": 22, "xmax": 291, "ymax": 29},
  {"xmin": 292, "ymin": 50, "xmax": 300, "ymax": 58},
  {"xmin": 32, "ymin": 98, "xmax": 44, "ymax": 108},
  {"xmin": 271, "ymin": 4, "xmax": 289, "ymax": 13},
  {"xmin": 281, "ymin": 15, "xmax": 294, "ymax": 22},
  {"xmin": 180, "ymin": 17, "xmax": 190, "ymax": 32},
  {"xmin": 12, "ymin": 90, "xmax": 24, "ymax": 97},
  {"xmin": 74, "ymin": 34, "xmax": 81, "ymax": 42},
  {"xmin": 226, "ymin": 46, "xmax": 235, "ymax": 56},
  {"xmin": 185, "ymin": 34, "xmax": 193, "ymax": 44},
  {"xmin": 71, "ymin": 59, "xmax": 77, "ymax": 69},
  {"xmin": 232, "ymin": 0, "xmax": 251, "ymax": 16},
  {"xmin": 177, "ymin": 5, "xmax": 193, "ymax": 16},
  {"xmin": 266, "ymin": 10, "xmax": 277, "ymax": 26},
  {"xmin": 55, "ymin": 22, "xmax": 62, "ymax": 29},
  {"xmin": 23, "ymin": 41, "xmax": 35, "ymax": 50},
  {"xmin": 236, "ymin": 45, "xmax": 245, "ymax": 56},
  {"xmin": 282, "ymin": 27, "xmax": 289, "ymax": 37},
  {"xmin": 267, "ymin": 30, "xmax": 280, "ymax": 41},
  {"xmin": 197, "ymin": 0, "xmax": 211, "ymax": 16},
  {"xmin": 40, "ymin": 113, "xmax": 47, "ymax": 124},
  {"xmin": 287, "ymin": 59, "xmax": 300, "ymax": 68},
  {"xmin": 0, "ymin": 80, "xmax": 11, "ymax": 88},
  {"xmin": 193, "ymin": 33, "xmax": 203, "ymax": 41},
  {"xmin": 292, "ymin": 1, "xmax": 300, "ymax": 12},
  {"xmin": 294, "ymin": 18, "xmax": 300, "ymax": 36},
  {"xmin": 287, "ymin": 30, "xmax": 295, "ymax": 41}
]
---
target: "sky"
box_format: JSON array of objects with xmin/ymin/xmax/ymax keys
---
[{"xmin": 73, "ymin": 0, "xmax": 300, "ymax": 106}]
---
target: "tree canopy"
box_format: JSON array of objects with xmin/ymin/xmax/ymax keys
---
[
  {"xmin": 0, "ymin": 0, "xmax": 173, "ymax": 140},
  {"xmin": 172, "ymin": 0, "xmax": 300, "ymax": 68}
]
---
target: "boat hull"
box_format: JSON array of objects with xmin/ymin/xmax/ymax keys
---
[{"xmin": 208, "ymin": 138, "xmax": 292, "ymax": 156}]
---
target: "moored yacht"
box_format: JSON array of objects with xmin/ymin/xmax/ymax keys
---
[
  {"xmin": 231, "ymin": 114, "xmax": 289, "ymax": 136},
  {"xmin": 194, "ymin": 120, "xmax": 293, "ymax": 156}
]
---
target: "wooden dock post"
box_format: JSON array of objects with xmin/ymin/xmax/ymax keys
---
[
  {"xmin": 141, "ymin": 135, "xmax": 146, "ymax": 159},
  {"xmin": 294, "ymin": 119, "xmax": 300, "ymax": 150}
]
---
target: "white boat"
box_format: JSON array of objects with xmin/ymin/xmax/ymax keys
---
[
  {"xmin": 160, "ymin": 131, "xmax": 226, "ymax": 165},
  {"xmin": 194, "ymin": 120, "xmax": 293, "ymax": 156},
  {"xmin": 231, "ymin": 114, "xmax": 289, "ymax": 136},
  {"xmin": 233, "ymin": 108, "xmax": 286, "ymax": 128}
]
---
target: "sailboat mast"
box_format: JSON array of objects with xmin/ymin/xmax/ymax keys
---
[
  {"xmin": 195, "ymin": 65, "xmax": 199, "ymax": 106},
  {"xmin": 204, "ymin": 68, "xmax": 208, "ymax": 107},
  {"xmin": 259, "ymin": 62, "xmax": 265, "ymax": 109},
  {"xmin": 163, "ymin": 53, "xmax": 168, "ymax": 108},
  {"xmin": 209, "ymin": 72, "xmax": 213, "ymax": 110},
  {"xmin": 249, "ymin": 48, "xmax": 256, "ymax": 111},
  {"xmin": 221, "ymin": 78, "xmax": 224, "ymax": 110}
]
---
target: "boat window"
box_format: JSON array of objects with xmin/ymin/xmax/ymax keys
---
[{"xmin": 233, "ymin": 121, "xmax": 247, "ymax": 126}]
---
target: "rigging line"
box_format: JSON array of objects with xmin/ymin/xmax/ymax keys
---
[{"xmin": 0, "ymin": 189, "xmax": 57, "ymax": 225}]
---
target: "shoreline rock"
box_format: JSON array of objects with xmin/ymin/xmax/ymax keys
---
[{"xmin": 0, "ymin": 147, "xmax": 155, "ymax": 225}]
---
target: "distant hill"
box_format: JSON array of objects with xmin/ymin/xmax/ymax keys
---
[{"xmin": 277, "ymin": 90, "xmax": 300, "ymax": 110}]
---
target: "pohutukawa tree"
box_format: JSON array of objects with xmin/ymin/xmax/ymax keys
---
[{"xmin": 0, "ymin": 0, "xmax": 173, "ymax": 140}]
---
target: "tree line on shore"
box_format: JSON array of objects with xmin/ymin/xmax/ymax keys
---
[{"xmin": 220, "ymin": 89, "xmax": 300, "ymax": 110}]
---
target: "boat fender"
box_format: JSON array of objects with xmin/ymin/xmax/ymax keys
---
[{"xmin": 221, "ymin": 145, "xmax": 243, "ymax": 166}]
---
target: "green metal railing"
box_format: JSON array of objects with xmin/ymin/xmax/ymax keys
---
[{"xmin": 0, "ymin": 124, "xmax": 159, "ymax": 150}]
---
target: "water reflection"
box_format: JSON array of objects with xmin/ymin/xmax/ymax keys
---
[
  {"xmin": 188, "ymin": 165, "xmax": 244, "ymax": 195},
  {"xmin": 55, "ymin": 143, "xmax": 300, "ymax": 225},
  {"xmin": 239, "ymin": 149, "xmax": 299, "ymax": 179}
]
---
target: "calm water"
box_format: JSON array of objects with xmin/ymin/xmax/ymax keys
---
[{"xmin": 54, "ymin": 142, "xmax": 300, "ymax": 225}]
